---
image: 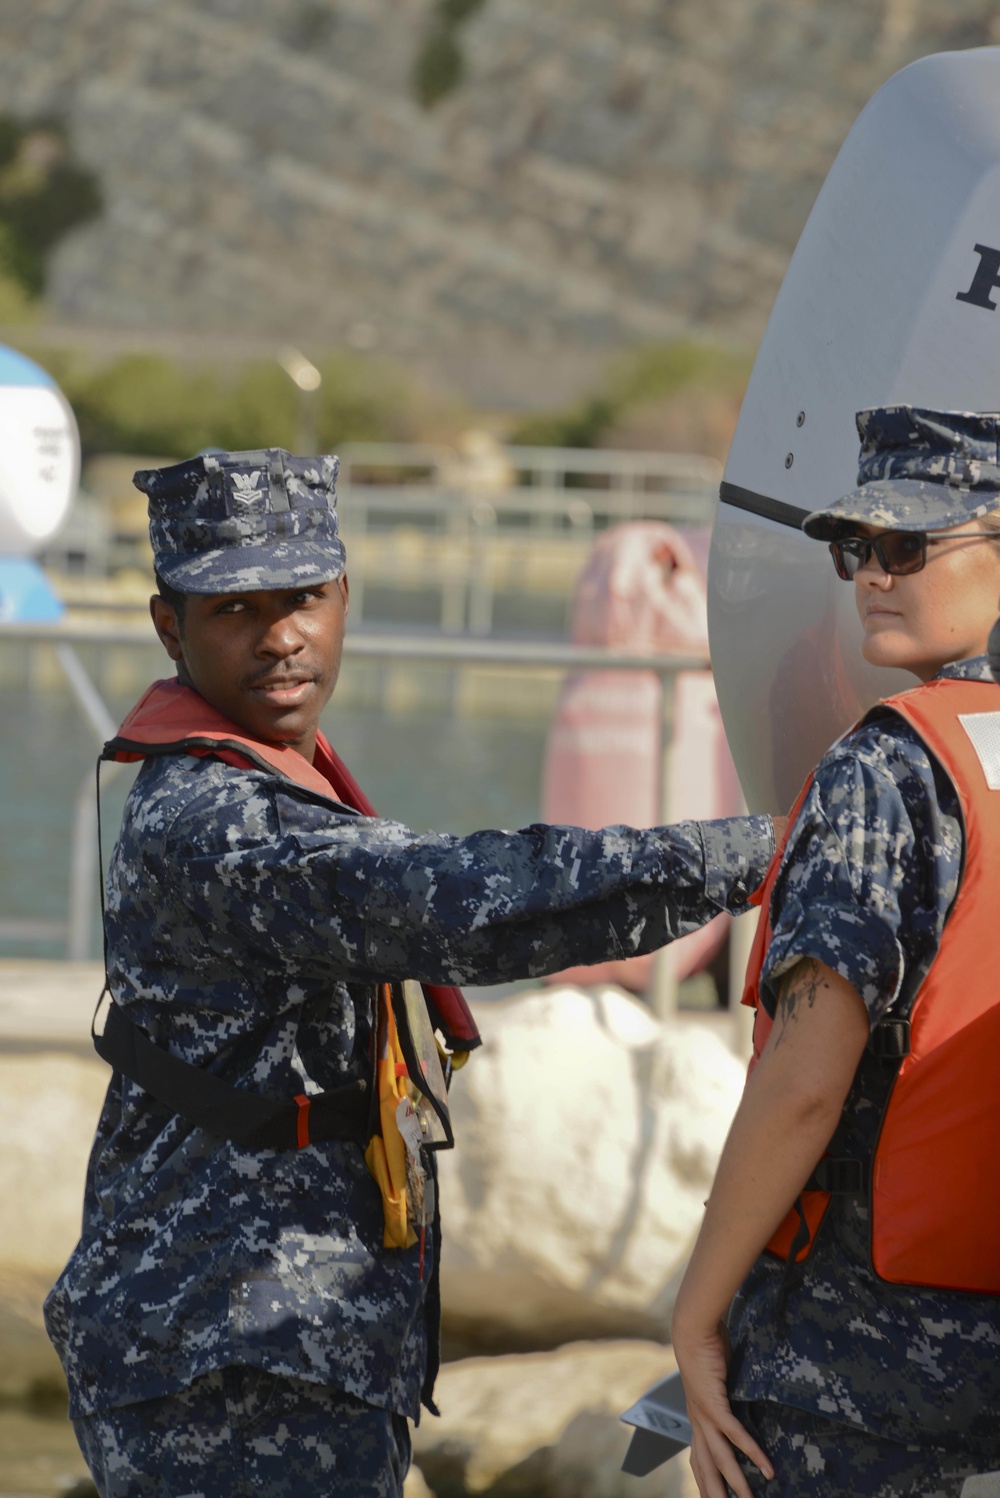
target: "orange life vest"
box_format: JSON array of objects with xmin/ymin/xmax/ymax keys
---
[{"xmin": 742, "ymin": 675, "xmax": 1000, "ymax": 1294}]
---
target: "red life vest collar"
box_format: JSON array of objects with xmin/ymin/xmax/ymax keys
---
[
  {"xmin": 110, "ymin": 677, "xmax": 357, "ymax": 802},
  {"xmin": 105, "ymin": 678, "xmax": 481, "ymax": 1051}
]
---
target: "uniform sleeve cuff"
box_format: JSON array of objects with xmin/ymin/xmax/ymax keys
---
[{"xmin": 700, "ymin": 814, "xmax": 777, "ymax": 915}]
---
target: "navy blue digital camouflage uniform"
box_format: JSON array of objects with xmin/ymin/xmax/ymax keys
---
[
  {"xmin": 74, "ymin": 1370, "xmax": 411, "ymax": 1498},
  {"xmin": 726, "ymin": 403, "xmax": 1000, "ymax": 1493},
  {"xmin": 42, "ymin": 442, "xmax": 778, "ymax": 1497},
  {"xmin": 730, "ymin": 1402, "xmax": 985, "ymax": 1498}
]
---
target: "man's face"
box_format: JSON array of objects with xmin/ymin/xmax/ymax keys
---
[{"xmin": 150, "ymin": 576, "xmax": 349, "ymax": 760}]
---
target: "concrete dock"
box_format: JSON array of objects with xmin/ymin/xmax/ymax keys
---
[
  {"xmin": 0, "ymin": 961, "xmax": 107, "ymax": 1057},
  {"xmin": 0, "ymin": 962, "xmax": 108, "ymax": 1495}
]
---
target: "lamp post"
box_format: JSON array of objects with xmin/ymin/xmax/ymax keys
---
[{"xmin": 277, "ymin": 346, "xmax": 323, "ymax": 453}]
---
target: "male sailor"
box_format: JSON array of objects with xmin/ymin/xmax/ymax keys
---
[{"xmin": 45, "ymin": 447, "xmax": 778, "ymax": 1497}]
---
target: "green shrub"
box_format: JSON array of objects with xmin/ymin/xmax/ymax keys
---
[
  {"xmin": 509, "ymin": 395, "xmax": 619, "ymax": 450},
  {"xmin": 59, "ymin": 354, "xmax": 225, "ymax": 457},
  {"xmin": 509, "ymin": 339, "xmax": 752, "ymax": 449},
  {"xmin": 0, "ymin": 225, "xmax": 37, "ymax": 322},
  {"xmin": 608, "ymin": 340, "xmax": 751, "ymax": 407},
  {"xmin": 0, "ymin": 116, "xmax": 101, "ymax": 297},
  {"xmin": 412, "ymin": 0, "xmax": 487, "ymax": 107},
  {"xmin": 413, "ymin": 27, "xmax": 464, "ymax": 107},
  {"xmin": 32, "ymin": 348, "xmax": 437, "ymax": 459}
]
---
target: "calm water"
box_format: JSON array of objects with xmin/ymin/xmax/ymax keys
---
[{"xmin": 0, "ymin": 683, "xmax": 550, "ymax": 969}]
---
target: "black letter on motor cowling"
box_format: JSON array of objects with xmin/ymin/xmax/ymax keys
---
[{"xmin": 956, "ymin": 244, "xmax": 1000, "ymax": 311}]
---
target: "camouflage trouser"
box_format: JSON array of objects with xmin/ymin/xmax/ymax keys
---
[
  {"xmin": 729, "ymin": 1401, "xmax": 992, "ymax": 1498},
  {"xmin": 73, "ymin": 1367, "xmax": 411, "ymax": 1497}
]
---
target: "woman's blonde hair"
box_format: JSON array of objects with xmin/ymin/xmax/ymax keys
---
[{"xmin": 982, "ymin": 509, "xmax": 1000, "ymax": 533}]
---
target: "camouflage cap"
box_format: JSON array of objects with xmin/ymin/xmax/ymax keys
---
[
  {"xmin": 135, "ymin": 449, "xmax": 346, "ymax": 594},
  {"xmin": 802, "ymin": 406, "xmax": 1000, "ymax": 540}
]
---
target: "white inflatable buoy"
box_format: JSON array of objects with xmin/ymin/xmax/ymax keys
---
[
  {"xmin": 0, "ymin": 345, "xmax": 79, "ymax": 554},
  {"xmin": 708, "ymin": 47, "xmax": 1000, "ymax": 813},
  {"xmin": 0, "ymin": 344, "xmax": 80, "ymax": 622}
]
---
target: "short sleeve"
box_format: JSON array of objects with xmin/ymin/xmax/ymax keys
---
[{"xmin": 760, "ymin": 718, "xmax": 959, "ymax": 1025}]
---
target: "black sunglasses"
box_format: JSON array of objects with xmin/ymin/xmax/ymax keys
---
[{"xmin": 829, "ymin": 529, "xmax": 1000, "ymax": 581}]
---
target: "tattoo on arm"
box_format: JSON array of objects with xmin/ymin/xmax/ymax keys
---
[{"xmin": 773, "ymin": 959, "xmax": 828, "ymax": 1048}]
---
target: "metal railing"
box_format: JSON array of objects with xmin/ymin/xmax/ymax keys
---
[
  {"xmin": 334, "ymin": 445, "xmax": 720, "ymax": 634},
  {"xmin": 342, "ymin": 438, "xmax": 718, "ymax": 477},
  {"xmin": 42, "ymin": 443, "xmax": 721, "ymax": 634},
  {"xmin": 0, "ymin": 620, "xmax": 713, "ymax": 1015}
]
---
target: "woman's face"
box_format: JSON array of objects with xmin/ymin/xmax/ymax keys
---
[{"xmin": 854, "ymin": 518, "xmax": 1000, "ymax": 680}]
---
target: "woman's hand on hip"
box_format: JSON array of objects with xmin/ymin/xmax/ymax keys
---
[{"xmin": 673, "ymin": 1317, "xmax": 773, "ymax": 1498}]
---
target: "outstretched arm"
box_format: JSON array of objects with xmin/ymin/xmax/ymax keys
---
[
  {"xmin": 166, "ymin": 781, "xmax": 777, "ymax": 987},
  {"xmin": 670, "ymin": 959, "xmax": 869, "ymax": 1498}
]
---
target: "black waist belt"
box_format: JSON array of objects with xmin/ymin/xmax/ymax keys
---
[{"xmin": 94, "ymin": 1000, "xmax": 370, "ymax": 1150}]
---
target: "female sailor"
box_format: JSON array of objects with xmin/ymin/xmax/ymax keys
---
[{"xmin": 672, "ymin": 405, "xmax": 1000, "ymax": 1497}]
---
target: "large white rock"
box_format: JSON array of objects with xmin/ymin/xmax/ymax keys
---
[
  {"xmin": 439, "ymin": 986, "xmax": 744, "ymax": 1349},
  {"xmin": 0, "ymin": 1046, "xmax": 108, "ymax": 1400},
  {"xmin": 412, "ymin": 1339, "xmax": 696, "ymax": 1498},
  {"xmin": 404, "ymin": 1466, "xmax": 436, "ymax": 1498},
  {"xmin": 0, "ymin": 1051, "xmax": 107, "ymax": 1277}
]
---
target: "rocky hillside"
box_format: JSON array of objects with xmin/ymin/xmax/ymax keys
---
[{"xmin": 0, "ymin": 0, "xmax": 997, "ymax": 402}]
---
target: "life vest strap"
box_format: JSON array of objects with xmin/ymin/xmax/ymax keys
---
[
  {"xmin": 807, "ymin": 1157, "xmax": 865, "ymax": 1193},
  {"xmin": 868, "ymin": 1018, "xmax": 910, "ymax": 1059},
  {"xmin": 94, "ymin": 999, "xmax": 369, "ymax": 1151}
]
